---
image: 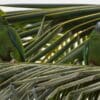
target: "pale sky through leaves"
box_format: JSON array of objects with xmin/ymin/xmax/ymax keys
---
[
  {"xmin": 0, "ymin": 0, "xmax": 100, "ymax": 4},
  {"xmin": 0, "ymin": 0, "xmax": 100, "ymax": 11}
]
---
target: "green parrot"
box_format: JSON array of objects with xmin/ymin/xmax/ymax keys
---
[
  {"xmin": 84, "ymin": 22, "xmax": 100, "ymax": 66},
  {"xmin": 0, "ymin": 16, "xmax": 25, "ymax": 62}
]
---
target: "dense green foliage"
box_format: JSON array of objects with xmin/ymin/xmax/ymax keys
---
[
  {"xmin": 0, "ymin": 4, "xmax": 100, "ymax": 100},
  {"xmin": 1, "ymin": 4, "xmax": 100, "ymax": 64}
]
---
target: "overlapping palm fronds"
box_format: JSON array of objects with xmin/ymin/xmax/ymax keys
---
[
  {"xmin": 0, "ymin": 63, "xmax": 100, "ymax": 100},
  {"xmin": 0, "ymin": 4, "xmax": 100, "ymax": 100},
  {"xmin": 1, "ymin": 4, "xmax": 100, "ymax": 64}
]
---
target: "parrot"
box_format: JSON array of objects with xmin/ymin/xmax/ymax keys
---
[
  {"xmin": 0, "ymin": 16, "xmax": 25, "ymax": 62},
  {"xmin": 84, "ymin": 22, "xmax": 100, "ymax": 66}
]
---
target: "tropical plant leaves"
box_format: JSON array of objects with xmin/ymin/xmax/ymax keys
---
[{"xmin": 0, "ymin": 4, "xmax": 100, "ymax": 100}]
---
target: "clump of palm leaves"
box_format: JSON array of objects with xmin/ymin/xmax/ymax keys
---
[
  {"xmin": 1, "ymin": 4, "xmax": 100, "ymax": 64},
  {"xmin": 0, "ymin": 4, "xmax": 100, "ymax": 100},
  {"xmin": 0, "ymin": 63, "xmax": 100, "ymax": 100}
]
